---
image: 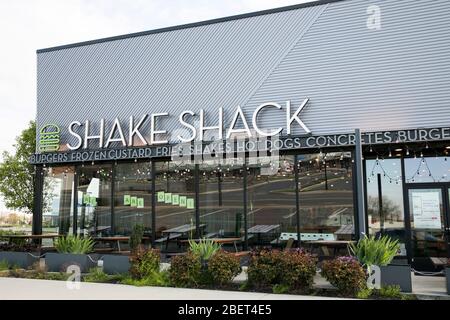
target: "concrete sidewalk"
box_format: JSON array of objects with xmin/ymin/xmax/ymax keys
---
[{"xmin": 0, "ymin": 277, "xmax": 347, "ymax": 300}]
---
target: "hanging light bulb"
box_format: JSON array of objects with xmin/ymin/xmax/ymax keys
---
[
  {"xmin": 369, "ymin": 145, "xmax": 373, "ymax": 153},
  {"xmin": 389, "ymin": 149, "xmax": 392, "ymax": 157},
  {"xmin": 406, "ymin": 147, "xmax": 410, "ymax": 156}
]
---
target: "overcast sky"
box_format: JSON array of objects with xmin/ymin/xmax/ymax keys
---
[{"xmin": 0, "ymin": 0, "xmax": 314, "ymax": 212}]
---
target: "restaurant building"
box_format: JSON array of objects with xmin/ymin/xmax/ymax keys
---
[{"xmin": 31, "ymin": 0, "xmax": 450, "ymax": 272}]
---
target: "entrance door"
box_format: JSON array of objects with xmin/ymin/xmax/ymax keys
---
[{"xmin": 407, "ymin": 186, "xmax": 450, "ymax": 271}]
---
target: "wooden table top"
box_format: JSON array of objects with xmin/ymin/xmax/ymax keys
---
[
  {"xmin": 3, "ymin": 234, "xmax": 61, "ymax": 239},
  {"xmin": 93, "ymin": 236, "xmax": 150, "ymax": 241},
  {"xmin": 162, "ymin": 224, "xmax": 206, "ymax": 234},
  {"xmin": 247, "ymin": 224, "xmax": 280, "ymax": 234},
  {"xmin": 180, "ymin": 237, "xmax": 242, "ymax": 244}
]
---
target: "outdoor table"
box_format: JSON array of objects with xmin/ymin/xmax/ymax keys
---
[
  {"xmin": 306, "ymin": 240, "xmax": 355, "ymax": 257},
  {"xmin": 3, "ymin": 234, "xmax": 61, "ymax": 245},
  {"xmin": 161, "ymin": 224, "xmax": 206, "ymax": 250},
  {"xmin": 93, "ymin": 236, "xmax": 150, "ymax": 252},
  {"xmin": 247, "ymin": 224, "xmax": 280, "ymax": 244},
  {"xmin": 179, "ymin": 237, "xmax": 242, "ymax": 252}
]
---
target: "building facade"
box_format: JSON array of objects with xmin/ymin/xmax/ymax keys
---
[{"xmin": 32, "ymin": 0, "xmax": 450, "ymax": 271}]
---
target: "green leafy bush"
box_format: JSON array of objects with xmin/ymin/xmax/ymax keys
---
[
  {"xmin": 247, "ymin": 249, "xmax": 317, "ymax": 291},
  {"xmin": 120, "ymin": 270, "xmax": 170, "ymax": 287},
  {"xmin": 189, "ymin": 238, "xmax": 221, "ymax": 261},
  {"xmin": 280, "ymin": 249, "xmax": 317, "ymax": 290},
  {"xmin": 169, "ymin": 252, "xmax": 202, "ymax": 287},
  {"xmin": 378, "ymin": 285, "xmax": 402, "ymax": 299},
  {"xmin": 129, "ymin": 248, "xmax": 160, "ymax": 280},
  {"xmin": 356, "ymin": 288, "xmax": 373, "ymax": 299},
  {"xmin": 349, "ymin": 234, "xmax": 400, "ymax": 272},
  {"xmin": 207, "ymin": 250, "xmax": 241, "ymax": 286},
  {"xmin": 55, "ymin": 235, "xmax": 94, "ymax": 254},
  {"xmin": 272, "ymin": 284, "xmax": 290, "ymax": 294},
  {"xmin": 129, "ymin": 224, "xmax": 145, "ymax": 253},
  {"xmin": 321, "ymin": 256, "xmax": 367, "ymax": 296}
]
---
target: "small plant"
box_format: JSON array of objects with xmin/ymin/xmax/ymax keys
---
[
  {"xmin": 55, "ymin": 235, "xmax": 94, "ymax": 254},
  {"xmin": 378, "ymin": 285, "xmax": 402, "ymax": 299},
  {"xmin": 321, "ymin": 256, "xmax": 367, "ymax": 296},
  {"xmin": 0, "ymin": 260, "xmax": 10, "ymax": 271},
  {"xmin": 129, "ymin": 224, "xmax": 145, "ymax": 253},
  {"xmin": 349, "ymin": 234, "xmax": 400, "ymax": 272},
  {"xmin": 189, "ymin": 238, "xmax": 221, "ymax": 261},
  {"xmin": 247, "ymin": 250, "xmax": 283, "ymax": 289},
  {"xmin": 129, "ymin": 248, "xmax": 160, "ymax": 280},
  {"xmin": 83, "ymin": 268, "xmax": 126, "ymax": 283},
  {"xmin": 207, "ymin": 250, "xmax": 241, "ymax": 286},
  {"xmin": 120, "ymin": 270, "xmax": 170, "ymax": 287},
  {"xmin": 272, "ymin": 284, "xmax": 290, "ymax": 294},
  {"xmin": 356, "ymin": 288, "xmax": 373, "ymax": 299},
  {"xmin": 169, "ymin": 252, "xmax": 202, "ymax": 287}
]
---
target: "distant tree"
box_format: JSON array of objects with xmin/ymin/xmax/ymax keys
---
[{"xmin": 0, "ymin": 121, "xmax": 51, "ymax": 214}]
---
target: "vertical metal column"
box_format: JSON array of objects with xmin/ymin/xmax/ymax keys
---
[
  {"xmin": 151, "ymin": 161, "xmax": 156, "ymax": 247},
  {"xmin": 294, "ymin": 155, "xmax": 301, "ymax": 247},
  {"xmin": 194, "ymin": 163, "xmax": 200, "ymax": 237},
  {"xmin": 377, "ymin": 173, "xmax": 384, "ymax": 232},
  {"xmin": 243, "ymin": 159, "xmax": 248, "ymax": 250},
  {"xmin": 110, "ymin": 163, "xmax": 116, "ymax": 235},
  {"xmin": 354, "ymin": 129, "xmax": 366, "ymax": 239},
  {"xmin": 32, "ymin": 165, "xmax": 44, "ymax": 237}
]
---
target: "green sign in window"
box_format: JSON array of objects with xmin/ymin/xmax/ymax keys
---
[
  {"xmin": 179, "ymin": 196, "xmax": 187, "ymax": 207},
  {"xmin": 130, "ymin": 196, "xmax": 138, "ymax": 207},
  {"xmin": 165, "ymin": 193, "xmax": 172, "ymax": 204},
  {"xmin": 172, "ymin": 194, "xmax": 179, "ymax": 205},
  {"xmin": 157, "ymin": 191, "xmax": 165, "ymax": 202},
  {"xmin": 124, "ymin": 195, "xmax": 131, "ymax": 206}
]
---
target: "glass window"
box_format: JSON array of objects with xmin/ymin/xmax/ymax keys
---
[
  {"xmin": 405, "ymin": 157, "xmax": 450, "ymax": 183},
  {"xmin": 154, "ymin": 161, "xmax": 196, "ymax": 249},
  {"xmin": 199, "ymin": 160, "xmax": 244, "ymax": 240},
  {"xmin": 114, "ymin": 162, "xmax": 152, "ymax": 236},
  {"xmin": 365, "ymin": 158, "xmax": 406, "ymax": 252},
  {"xmin": 247, "ymin": 155, "xmax": 296, "ymax": 247},
  {"xmin": 43, "ymin": 166, "xmax": 75, "ymax": 235},
  {"xmin": 77, "ymin": 164, "xmax": 112, "ymax": 237},
  {"xmin": 298, "ymin": 152, "xmax": 355, "ymax": 241}
]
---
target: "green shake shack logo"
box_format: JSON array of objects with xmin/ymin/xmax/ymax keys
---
[{"xmin": 39, "ymin": 124, "xmax": 60, "ymax": 152}]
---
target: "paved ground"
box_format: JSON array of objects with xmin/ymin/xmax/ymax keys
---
[{"xmin": 0, "ymin": 277, "xmax": 346, "ymax": 300}]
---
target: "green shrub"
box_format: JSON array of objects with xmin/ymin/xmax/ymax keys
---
[
  {"xmin": 120, "ymin": 270, "xmax": 170, "ymax": 287},
  {"xmin": 207, "ymin": 250, "xmax": 241, "ymax": 286},
  {"xmin": 84, "ymin": 268, "xmax": 113, "ymax": 283},
  {"xmin": 247, "ymin": 250, "xmax": 283, "ymax": 289},
  {"xmin": 189, "ymin": 238, "xmax": 221, "ymax": 261},
  {"xmin": 349, "ymin": 234, "xmax": 400, "ymax": 272},
  {"xmin": 272, "ymin": 284, "xmax": 290, "ymax": 294},
  {"xmin": 55, "ymin": 235, "xmax": 94, "ymax": 254},
  {"xmin": 280, "ymin": 249, "xmax": 317, "ymax": 290},
  {"xmin": 0, "ymin": 260, "xmax": 10, "ymax": 271},
  {"xmin": 129, "ymin": 248, "xmax": 160, "ymax": 280},
  {"xmin": 129, "ymin": 224, "xmax": 145, "ymax": 253},
  {"xmin": 169, "ymin": 252, "xmax": 202, "ymax": 287},
  {"xmin": 247, "ymin": 249, "xmax": 317, "ymax": 291},
  {"xmin": 321, "ymin": 256, "xmax": 367, "ymax": 296}
]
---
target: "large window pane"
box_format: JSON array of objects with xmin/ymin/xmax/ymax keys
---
[
  {"xmin": 77, "ymin": 164, "xmax": 112, "ymax": 237},
  {"xmin": 365, "ymin": 158, "xmax": 406, "ymax": 249},
  {"xmin": 298, "ymin": 152, "xmax": 355, "ymax": 241},
  {"xmin": 114, "ymin": 162, "xmax": 152, "ymax": 235},
  {"xmin": 154, "ymin": 161, "xmax": 195, "ymax": 249},
  {"xmin": 405, "ymin": 157, "xmax": 450, "ymax": 183},
  {"xmin": 247, "ymin": 155, "xmax": 296, "ymax": 247},
  {"xmin": 43, "ymin": 166, "xmax": 75, "ymax": 235},
  {"xmin": 199, "ymin": 160, "xmax": 244, "ymax": 240}
]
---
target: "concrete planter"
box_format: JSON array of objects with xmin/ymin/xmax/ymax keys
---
[
  {"xmin": 0, "ymin": 251, "xmax": 39, "ymax": 269},
  {"xmin": 45, "ymin": 253, "xmax": 96, "ymax": 273},
  {"xmin": 446, "ymin": 267, "xmax": 450, "ymax": 295},
  {"xmin": 102, "ymin": 255, "xmax": 130, "ymax": 275},
  {"xmin": 380, "ymin": 264, "xmax": 412, "ymax": 293}
]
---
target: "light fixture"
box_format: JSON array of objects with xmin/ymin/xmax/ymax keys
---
[
  {"xmin": 406, "ymin": 148, "xmax": 410, "ymax": 156},
  {"xmin": 389, "ymin": 149, "xmax": 392, "ymax": 157},
  {"xmin": 395, "ymin": 148, "xmax": 402, "ymax": 152}
]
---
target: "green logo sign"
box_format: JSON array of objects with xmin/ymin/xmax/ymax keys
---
[{"xmin": 39, "ymin": 124, "xmax": 60, "ymax": 152}]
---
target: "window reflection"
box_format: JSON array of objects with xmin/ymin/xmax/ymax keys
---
[
  {"xmin": 365, "ymin": 158, "xmax": 406, "ymax": 249},
  {"xmin": 405, "ymin": 157, "xmax": 450, "ymax": 183},
  {"xmin": 298, "ymin": 152, "xmax": 354, "ymax": 241},
  {"xmin": 247, "ymin": 155, "xmax": 296, "ymax": 247},
  {"xmin": 114, "ymin": 162, "xmax": 152, "ymax": 235},
  {"xmin": 198, "ymin": 160, "xmax": 244, "ymax": 241},
  {"xmin": 77, "ymin": 164, "xmax": 112, "ymax": 237},
  {"xmin": 43, "ymin": 166, "xmax": 75, "ymax": 235}
]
